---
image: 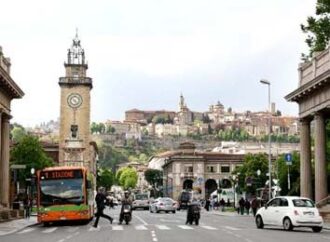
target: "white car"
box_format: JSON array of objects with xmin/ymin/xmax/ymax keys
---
[
  {"xmin": 149, "ymin": 197, "xmax": 177, "ymax": 213},
  {"xmin": 255, "ymin": 196, "xmax": 323, "ymax": 232}
]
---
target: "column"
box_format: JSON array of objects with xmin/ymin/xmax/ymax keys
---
[
  {"xmin": 1, "ymin": 115, "xmax": 10, "ymax": 207},
  {"xmin": 314, "ymin": 113, "xmax": 328, "ymax": 202},
  {"xmin": 300, "ymin": 119, "xmax": 312, "ymax": 199},
  {"xmin": 0, "ymin": 112, "xmax": 2, "ymax": 205}
]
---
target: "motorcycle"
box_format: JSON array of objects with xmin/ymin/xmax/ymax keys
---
[
  {"xmin": 186, "ymin": 203, "xmax": 200, "ymax": 225},
  {"xmin": 121, "ymin": 204, "xmax": 132, "ymax": 225}
]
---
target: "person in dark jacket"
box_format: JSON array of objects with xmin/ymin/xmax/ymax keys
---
[
  {"xmin": 251, "ymin": 197, "xmax": 259, "ymax": 217},
  {"xmin": 119, "ymin": 191, "xmax": 132, "ymax": 224},
  {"xmin": 239, "ymin": 197, "xmax": 245, "ymax": 215},
  {"xmin": 93, "ymin": 187, "xmax": 113, "ymax": 228},
  {"xmin": 204, "ymin": 198, "xmax": 211, "ymax": 211},
  {"xmin": 244, "ymin": 198, "xmax": 251, "ymax": 215}
]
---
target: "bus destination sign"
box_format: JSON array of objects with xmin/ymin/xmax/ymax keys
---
[{"xmin": 41, "ymin": 170, "xmax": 81, "ymax": 179}]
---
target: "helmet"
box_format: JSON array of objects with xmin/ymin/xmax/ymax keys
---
[{"xmin": 124, "ymin": 191, "xmax": 129, "ymax": 198}]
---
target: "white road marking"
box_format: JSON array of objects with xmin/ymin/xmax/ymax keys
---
[
  {"xmin": 57, "ymin": 240, "xmax": 65, "ymax": 242},
  {"xmin": 135, "ymin": 225, "xmax": 148, "ymax": 230},
  {"xmin": 18, "ymin": 228, "xmax": 35, "ymax": 234},
  {"xmin": 200, "ymin": 225, "xmax": 217, "ymax": 230},
  {"xmin": 88, "ymin": 227, "xmax": 100, "ymax": 232},
  {"xmin": 152, "ymin": 238, "xmax": 158, "ymax": 242},
  {"xmin": 178, "ymin": 225, "xmax": 193, "ymax": 230},
  {"xmin": 155, "ymin": 225, "xmax": 171, "ymax": 230},
  {"xmin": 112, "ymin": 225, "xmax": 124, "ymax": 230},
  {"xmin": 133, "ymin": 214, "xmax": 149, "ymax": 225},
  {"xmin": 224, "ymin": 226, "xmax": 241, "ymax": 231},
  {"xmin": 245, "ymin": 239, "xmax": 254, "ymax": 242},
  {"xmin": 42, "ymin": 227, "xmax": 58, "ymax": 233},
  {"xmin": 160, "ymin": 219, "xmax": 181, "ymax": 223},
  {"xmin": 66, "ymin": 227, "xmax": 79, "ymax": 233}
]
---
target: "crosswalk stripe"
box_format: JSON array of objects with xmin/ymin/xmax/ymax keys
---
[
  {"xmin": 18, "ymin": 228, "xmax": 35, "ymax": 234},
  {"xmin": 224, "ymin": 226, "xmax": 241, "ymax": 231},
  {"xmin": 112, "ymin": 225, "xmax": 124, "ymax": 230},
  {"xmin": 42, "ymin": 227, "xmax": 58, "ymax": 233},
  {"xmin": 177, "ymin": 225, "xmax": 193, "ymax": 230},
  {"xmin": 155, "ymin": 225, "xmax": 170, "ymax": 230},
  {"xmin": 135, "ymin": 225, "xmax": 148, "ymax": 230},
  {"xmin": 200, "ymin": 225, "xmax": 217, "ymax": 230}
]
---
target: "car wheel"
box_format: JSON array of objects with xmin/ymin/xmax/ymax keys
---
[
  {"xmin": 255, "ymin": 215, "xmax": 264, "ymax": 229},
  {"xmin": 312, "ymin": 226, "xmax": 322, "ymax": 233},
  {"xmin": 172, "ymin": 210, "xmax": 176, "ymax": 214},
  {"xmin": 150, "ymin": 207, "xmax": 153, "ymax": 213},
  {"xmin": 283, "ymin": 217, "xmax": 293, "ymax": 231}
]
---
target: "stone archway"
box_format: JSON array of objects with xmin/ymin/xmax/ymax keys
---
[
  {"xmin": 205, "ymin": 179, "xmax": 218, "ymax": 199},
  {"xmin": 221, "ymin": 179, "xmax": 232, "ymax": 189},
  {"xmin": 183, "ymin": 179, "xmax": 193, "ymax": 190}
]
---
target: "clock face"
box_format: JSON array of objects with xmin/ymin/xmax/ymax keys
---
[{"xmin": 67, "ymin": 93, "xmax": 83, "ymax": 108}]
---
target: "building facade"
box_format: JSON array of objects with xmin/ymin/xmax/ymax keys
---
[
  {"xmin": 161, "ymin": 142, "xmax": 244, "ymax": 200},
  {"xmin": 286, "ymin": 47, "xmax": 330, "ymax": 203},
  {"xmin": 58, "ymin": 34, "xmax": 97, "ymax": 176},
  {"xmin": 0, "ymin": 46, "xmax": 24, "ymax": 207}
]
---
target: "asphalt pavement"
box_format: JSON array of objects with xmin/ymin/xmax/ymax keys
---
[{"xmin": 0, "ymin": 208, "xmax": 329, "ymax": 242}]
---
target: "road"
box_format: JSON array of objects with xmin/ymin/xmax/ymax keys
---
[{"xmin": 1, "ymin": 207, "xmax": 330, "ymax": 242}]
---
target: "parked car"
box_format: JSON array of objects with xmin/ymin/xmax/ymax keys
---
[
  {"xmin": 132, "ymin": 193, "xmax": 149, "ymax": 210},
  {"xmin": 150, "ymin": 197, "xmax": 177, "ymax": 213},
  {"xmin": 255, "ymin": 196, "xmax": 323, "ymax": 232}
]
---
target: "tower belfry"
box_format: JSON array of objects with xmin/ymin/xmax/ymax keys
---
[{"xmin": 58, "ymin": 33, "xmax": 95, "ymax": 172}]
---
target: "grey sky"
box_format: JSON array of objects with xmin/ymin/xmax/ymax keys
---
[{"xmin": 1, "ymin": 0, "xmax": 316, "ymax": 127}]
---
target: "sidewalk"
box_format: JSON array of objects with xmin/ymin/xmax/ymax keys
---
[
  {"xmin": 209, "ymin": 210, "xmax": 330, "ymax": 230},
  {"xmin": 0, "ymin": 216, "xmax": 38, "ymax": 236}
]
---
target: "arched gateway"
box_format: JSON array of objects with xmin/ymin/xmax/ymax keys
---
[{"xmin": 205, "ymin": 179, "xmax": 218, "ymax": 199}]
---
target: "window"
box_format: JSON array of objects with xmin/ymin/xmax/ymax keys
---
[
  {"xmin": 207, "ymin": 166, "xmax": 216, "ymax": 173},
  {"xmin": 221, "ymin": 166, "xmax": 230, "ymax": 173},
  {"xmin": 184, "ymin": 166, "xmax": 193, "ymax": 173},
  {"xmin": 293, "ymin": 199, "xmax": 315, "ymax": 208},
  {"xmin": 267, "ymin": 198, "xmax": 280, "ymax": 207},
  {"xmin": 279, "ymin": 198, "xmax": 288, "ymax": 207}
]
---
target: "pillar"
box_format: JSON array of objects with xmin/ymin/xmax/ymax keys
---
[
  {"xmin": 300, "ymin": 119, "xmax": 312, "ymax": 199},
  {"xmin": 1, "ymin": 115, "xmax": 10, "ymax": 207},
  {"xmin": 0, "ymin": 112, "xmax": 2, "ymax": 205},
  {"xmin": 314, "ymin": 113, "xmax": 328, "ymax": 202}
]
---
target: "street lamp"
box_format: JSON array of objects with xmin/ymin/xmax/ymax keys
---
[{"xmin": 260, "ymin": 79, "xmax": 272, "ymax": 201}]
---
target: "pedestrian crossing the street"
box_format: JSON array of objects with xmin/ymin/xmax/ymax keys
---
[{"xmin": 16, "ymin": 224, "xmax": 221, "ymax": 235}]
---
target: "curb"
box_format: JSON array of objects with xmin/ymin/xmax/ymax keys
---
[{"xmin": 0, "ymin": 220, "xmax": 40, "ymax": 237}]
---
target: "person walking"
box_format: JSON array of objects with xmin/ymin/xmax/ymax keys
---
[
  {"xmin": 219, "ymin": 198, "xmax": 225, "ymax": 212},
  {"xmin": 23, "ymin": 196, "xmax": 31, "ymax": 219},
  {"xmin": 244, "ymin": 198, "xmax": 251, "ymax": 215},
  {"xmin": 239, "ymin": 197, "xmax": 245, "ymax": 215},
  {"xmin": 93, "ymin": 187, "xmax": 113, "ymax": 228},
  {"xmin": 251, "ymin": 197, "xmax": 259, "ymax": 217},
  {"xmin": 204, "ymin": 198, "xmax": 210, "ymax": 211}
]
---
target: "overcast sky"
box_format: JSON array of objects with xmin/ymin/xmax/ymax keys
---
[{"xmin": 1, "ymin": 0, "xmax": 316, "ymax": 127}]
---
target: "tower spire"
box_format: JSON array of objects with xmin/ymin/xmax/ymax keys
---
[{"xmin": 66, "ymin": 30, "xmax": 86, "ymax": 65}]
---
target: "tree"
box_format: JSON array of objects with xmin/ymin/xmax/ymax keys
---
[
  {"xmin": 301, "ymin": 0, "xmax": 330, "ymax": 59},
  {"xmin": 233, "ymin": 153, "xmax": 269, "ymax": 195},
  {"xmin": 10, "ymin": 135, "xmax": 54, "ymax": 182},
  {"xmin": 118, "ymin": 167, "xmax": 138, "ymax": 190},
  {"xmin": 11, "ymin": 126, "xmax": 27, "ymax": 143},
  {"xmin": 144, "ymin": 169, "xmax": 163, "ymax": 186},
  {"xmin": 276, "ymin": 152, "xmax": 300, "ymax": 196},
  {"xmin": 97, "ymin": 169, "xmax": 114, "ymax": 190}
]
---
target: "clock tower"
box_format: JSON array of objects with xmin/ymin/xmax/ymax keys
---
[{"xmin": 58, "ymin": 33, "xmax": 94, "ymax": 170}]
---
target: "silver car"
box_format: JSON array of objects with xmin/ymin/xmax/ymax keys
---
[{"xmin": 149, "ymin": 197, "xmax": 177, "ymax": 213}]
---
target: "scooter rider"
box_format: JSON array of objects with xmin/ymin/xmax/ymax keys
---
[{"xmin": 119, "ymin": 191, "xmax": 132, "ymax": 224}]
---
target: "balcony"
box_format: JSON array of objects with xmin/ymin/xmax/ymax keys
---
[{"xmin": 59, "ymin": 77, "xmax": 93, "ymax": 87}]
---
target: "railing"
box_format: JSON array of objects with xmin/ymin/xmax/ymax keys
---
[
  {"xmin": 316, "ymin": 195, "xmax": 330, "ymax": 208},
  {"xmin": 59, "ymin": 77, "xmax": 92, "ymax": 85},
  {"xmin": 299, "ymin": 48, "xmax": 330, "ymax": 86}
]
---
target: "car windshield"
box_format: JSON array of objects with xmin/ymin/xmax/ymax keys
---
[
  {"xmin": 292, "ymin": 199, "xmax": 315, "ymax": 208},
  {"xmin": 160, "ymin": 198, "xmax": 173, "ymax": 203},
  {"xmin": 135, "ymin": 194, "xmax": 148, "ymax": 200}
]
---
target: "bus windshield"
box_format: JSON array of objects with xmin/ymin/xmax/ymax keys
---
[{"xmin": 40, "ymin": 178, "xmax": 84, "ymax": 206}]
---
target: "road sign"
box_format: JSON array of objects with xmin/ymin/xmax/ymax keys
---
[
  {"xmin": 285, "ymin": 153, "xmax": 292, "ymax": 165},
  {"xmin": 10, "ymin": 164, "xmax": 26, "ymax": 169}
]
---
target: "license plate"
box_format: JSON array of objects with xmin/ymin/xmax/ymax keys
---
[
  {"xmin": 303, "ymin": 211, "xmax": 314, "ymax": 216},
  {"xmin": 60, "ymin": 216, "xmax": 67, "ymax": 220}
]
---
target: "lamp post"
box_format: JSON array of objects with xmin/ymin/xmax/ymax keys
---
[
  {"xmin": 260, "ymin": 79, "xmax": 272, "ymax": 201},
  {"xmin": 256, "ymin": 169, "xmax": 261, "ymax": 196}
]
